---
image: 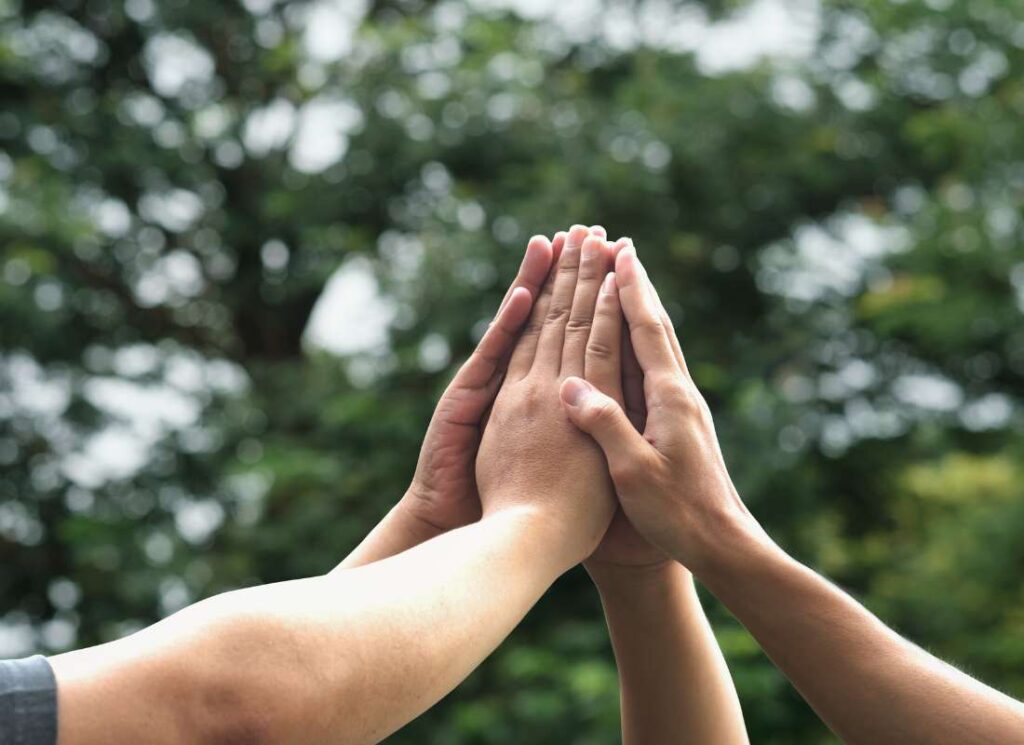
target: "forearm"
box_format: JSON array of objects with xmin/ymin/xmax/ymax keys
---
[
  {"xmin": 591, "ymin": 561, "xmax": 748, "ymax": 745},
  {"xmin": 52, "ymin": 507, "xmax": 574, "ymax": 745},
  {"xmin": 333, "ymin": 494, "xmax": 443, "ymax": 571},
  {"xmin": 697, "ymin": 519, "xmax": 1024, "ymax": 745}
]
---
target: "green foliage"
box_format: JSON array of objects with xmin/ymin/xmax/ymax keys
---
[{"xmin": 3, "ymin": 0, "xmax": 1024, "ymax": 741}]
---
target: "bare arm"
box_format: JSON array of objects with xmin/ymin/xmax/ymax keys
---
[
  {"xmin": 591, "ymin": 562, "xmax": 749, "ymax": 745},
  {"xmin": 560, "ymin": 244, "xmax": 1024, "ymax": 745},
  {"xmin": 49, "ymin": 225, "xmax": 618, "ymax": 745},
  {"xmin": 699, "ymin": 525, "xmax": 1024, "ymax": 745},
  {"xmin": 50, "ymin": 507, "xmax": 579, "ymax": 745}
]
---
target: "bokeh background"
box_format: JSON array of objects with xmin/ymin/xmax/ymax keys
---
[{"xmin": 3, "ymin": 0, "xmax": 1024, "ymax": 741}]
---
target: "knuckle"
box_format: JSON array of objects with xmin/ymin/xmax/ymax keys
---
[
  {"xmin": 565, "ymin": 316, "xmax": 593, "ymax": 334},
  {"xmin": 585, "ymin": 396, "xmax": 617, "ymax": 425},
  {"xmin": 521, "ymin": 319, "xmax": 544, "ymax": 337},
  {"xmin": 635, "ymin": 317, "xmax": 664, "ymax": 335},
  {"xmin": 585, "ymin": 339, "xmax": 615, "ymax": 361},
  {"xmin": 557, "ymin": 258, "xmax": 580, "ymax": 275},
  {"xmin": 544, "ymin": 305, "xmax": 571, "ymax": 324}
]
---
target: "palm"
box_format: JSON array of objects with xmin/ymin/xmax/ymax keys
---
[
  {"xmin": 402, "ymin": 244, "xmax": 549, "ymax": 532},
  {"xmin": 406, "ymin": 385, "xmax": 489, "ymax": 532}
]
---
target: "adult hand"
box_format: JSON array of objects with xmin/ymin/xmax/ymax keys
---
[
  {"xmin": 577, "ymin": 238, "xmax": 668, "ymax": 571},
  {"xmin": 559, "ymin": 244, "xmax": 769, "ymax": 572},
  {"xmin": 400, "ymin": 234, "xmax": 559, "ymax": 535},
  {"xmin": 476, "ymin": 225, "xmax": 618, "ymax": 564}
]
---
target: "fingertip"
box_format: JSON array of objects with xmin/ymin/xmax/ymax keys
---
[
  {"xmin": 615, "ymin": 244, "xmax": 638, "ymax": 281},
  {"xmin": 560, "ymin": 376, "xmax": 594, "ymax": 408},
  {"xmin": 551, "ymin": 231, "xmax": 568, "ymax": 262},
  {"xmin": 527, "ymin": 234, "xmax": 552, "ymax": 251},
  {"xmin": 609, "ymin": 237, "xmax": 633, "ymax": 258},
  {"xmin": 590, "ymin": 225, "xmax": 607, "ymax": 238},
  {"xmin": 582, "ymin": 234, "xmax": 605, "ymax": 259},
  {"xmin": 510, "ymin": 285, "xmax": 532, "ymax": 304},
  {"xmin": 505, "ymin": 285, "xmax": 533, "ymax": 324},
  {"xmin": 567, "ymin": 224, "xmax": 591, "ymax": 246}
]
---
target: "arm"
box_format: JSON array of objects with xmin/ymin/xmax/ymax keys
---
[
  {"xmin": 590, "ymin": 561, "xmax": 748, "ymax": 745},
  {"xmin": 699, "ymin": 528, "xmax": 1024, "ymax": 745},
  {"xmin": 571, "ymin": 241, "xmax": 747, "ymax": 745},
  {"xmin": 50, "ymin": 224, "xmax": 617, "ymax": 745},
  {"xmin": 559, "ymin": 244, "xmax": 1024, "ymax": 745},
  {"xmin": 50, "ymin": 507, "xmax": 578, "ymax": 745}
]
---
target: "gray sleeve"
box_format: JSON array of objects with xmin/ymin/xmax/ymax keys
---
[{"xmin": 0, "ymin": 655, "xmax": 58, "ymax": 745}]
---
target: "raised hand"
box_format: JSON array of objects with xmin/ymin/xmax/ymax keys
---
[
  {"xmin": 338, "ymin": 235, "xmax": 556, "ymax": 569},
  {"xmin": 476, "ymin": 225, "xmax": 618, "ymax": 563},
  {"xmin": 558, "ymin": 244, "xmax": 769, "ymax": 572},
  {"xmin": 581, "ymin": 238, "xmax": 668, "ymax": 570},
  {"xmin": 401, "ymin": 234, "xmax": 557, "ymax": 534}
]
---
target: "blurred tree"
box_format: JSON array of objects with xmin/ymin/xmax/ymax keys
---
[{"xmin": 2, "ymin": 0, "xmax": 1024, "ymax": 742}]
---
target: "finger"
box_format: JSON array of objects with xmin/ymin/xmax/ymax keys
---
[
  {"xmin": 615, "ymin": 245, "xmax": 679, "ymax": 377},
  {"xmin": 531, "ymin": 224, "xmax": 591, "ymax": 374},
  {"xmin": 506, "ymin": 249, "xmax": 559, "ymax": 381},
  {"xmin": 621, "ymin": 329, "xmax": 646, "ymax": 430},
  {"xmin": 583, "ymin": 273, "xmax": 624, "ymax": 403},
  {"xmin": 589, "ymin": 225, "xmax": 607, "ymax": 239},
  {"xmin": 614, "ymin": 236, "xmax": 685, "ymax": 374},
  {"xmin": 454, "ymin": 286, "xmax": 533, "ymax": 391},
  {"xmin": 561, "ymin": 235, "xmax": 612, "ymax": 377},
  {"xmin": 497, "ymin": 235, "xmax": 553, "ymax": 315},
  {"xmin": 560, "ymin": 377, "xmax": 648, "ymax": 472},
  {"xmin": 550, "ymin": 230, "xmax": 567, "ymax": 266},
  {"xmin": 648, "ymin": 280, "xmax": 689, "ymax": 376}
]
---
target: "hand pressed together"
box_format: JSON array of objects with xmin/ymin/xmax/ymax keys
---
[{"xmin": 476, "ymin": 225, "xmax": 618, "ymax": 564}]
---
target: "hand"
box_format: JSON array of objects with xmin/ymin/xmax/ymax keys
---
[
  {"xmin": 559, "ymin": 244, "xmax": 770, "ymax": 573},
  {"xmin": 399, "ymin": 235, "xmax": 555, "ymax": 536},
  {"xmin": 476, "ymin": 225, "xmax": 618, "ymax": 565},
  {"xmin": 575, "ymin": 238, "xmax": 669, "ymax": 572}
]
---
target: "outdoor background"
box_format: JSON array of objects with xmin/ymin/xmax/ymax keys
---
[{"xmin": 3, "ymin": 0, "xmax": 1024, "ymax": 742}]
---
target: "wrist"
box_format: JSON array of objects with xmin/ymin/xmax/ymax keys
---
[
  {"xmin": 686, "ymin": 505, "xmax": 782, "ymax": 586},
  {"xmin": 393, "ymin": 490, "xmax": 449, "ymax": 544},
  {"xmin": 590, "ymin": 558, "xmax": 692, "ymax": 598},
  {"xmin": 587, "ymin": 555, "xmax": 684, "ymax": 589},
  {"xmin": 480, "ymin": 503, "xmax": 589, "ymax": 574}
]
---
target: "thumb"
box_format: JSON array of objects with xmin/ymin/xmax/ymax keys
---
[{"xmin": 560, "ymin": 377, "xmax": 647, "ymax": 463}]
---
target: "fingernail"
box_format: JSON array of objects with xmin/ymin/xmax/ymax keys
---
[
  {"xmin": 601, "ymin": 272, "xmax": 617, "ymax": 294},
  {"xmin": 561, "ymin": 377, "xmax": 594, "ymax": 407}
]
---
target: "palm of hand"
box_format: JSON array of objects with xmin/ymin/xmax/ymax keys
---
[{"xmin": 406, "ymin": 386, "xmax": 489, "ymax": 532}]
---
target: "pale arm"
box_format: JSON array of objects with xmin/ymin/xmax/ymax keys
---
[{"xmin": 50, "ymin": 507, "xmax": 577, "ymax": 745}]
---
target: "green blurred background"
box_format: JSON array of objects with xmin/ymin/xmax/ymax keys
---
[{"xmin": 3, "ymin": 0, "xmax": 1024, "ymax": 741}]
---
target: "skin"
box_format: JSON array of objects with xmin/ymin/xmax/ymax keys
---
[
  {"xmin": 572, "ymin": 257, "xmax": 749, "ymax": 745},
  {"xmin": 559, "ymin": 244, "xmax": 1024, "ymax": 745},
  {"xmin": 337, "ymin": 225, "xmax": 605, "ymax": 569},
  {"xmin": 336, "ymin": 231, "xmax": 563, "ymax": 570},
  {"xmin": 48, "ymin": 227, "xmax": 619, "ymax": 745}
]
